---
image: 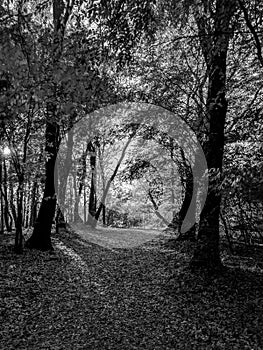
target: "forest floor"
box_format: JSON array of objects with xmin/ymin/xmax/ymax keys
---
[{"xmin": 0, "ymin": 226, "xmax": 263, "ymax": 350}]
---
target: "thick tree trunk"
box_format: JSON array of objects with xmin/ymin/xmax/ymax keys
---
[
  {"xmin": 190, "ymin": 90, "xmax": 226, "ymax": 269},
  {"xmin": 26, "ymin": 116, "xmax": 59, "ymax": 250},
  {"xmin": 190, "ymin": 0, "xmax": 236, "ymax": 272},
  {"xmin": 26, "ymin": 0, "xmax": 73, "ymax": 249}
]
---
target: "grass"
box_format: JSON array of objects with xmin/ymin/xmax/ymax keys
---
[{"xmin": 0, "ymin": 227, "xmax": 262, "ymax": 349}]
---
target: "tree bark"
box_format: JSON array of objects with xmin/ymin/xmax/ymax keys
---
[
  {"xmin": 26, "ymin": 116, "xmax": 59, "ymax": 250},
  {"xmin": 26, "ymin": 0, "xmax": 74, "ymax": 250},
  {"xmin": 0, "ymin": 156, "xmax": 4, "ymax": 234},
  {"xmin": 86, "ymin": 141, "xmax": 97, "ymax": 224},
  {"xmin": 2, "ymin": 158, "xmax": 12, "ymax": 232},
  {"xmin": 56, "ymin": 120, "xmax": 74, "ymax": 231},
  {"xmin": 14, "ymin": 178, "xmax": 24, "ymax": 254},
  {"xmin": 190, "ymin": 0, "xmax": 236, "ymax": 272},
  {"xmin": 166, "ymin": 149, "xmax": 196, "ymax": 240},
  {"xmin": 30, "ymin": 180, "xmax": 38, "ymax": 227}
]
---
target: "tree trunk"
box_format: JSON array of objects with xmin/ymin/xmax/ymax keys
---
[
  {"xmin": 26, "ymin": 0, "xmax": 73, "ymax": 249},
  {"xmin": 102, "ymin": 204, "xmax": 106, "ymax": 225},
  {"xmin": 83, "ymin": 179, "xmax": 87, "ymax": 223},
  {"xmin": 30, "ymin": 180, "xmax": 38, "ymax": 227},
  {"xmin": 91, "ymin": 132, "xmax": 136, "ymax": 227},
  {"xmin": 165, "ymin": 150, "xmax": 196, "ymax": 240},
  {"xmin": 14, "ymin": 179, "xmax": 24, "ymax": 254},
  {"xmin": 26, "ymin": 116, "xmax": 59, "ymax": 250},
  {"xmin": 2, "ymin": 158, "xmax": 12, "ymax": 232},
  {"xmin": 0, "ymin": 157, "xmax": 4, "ymax": 234},
  {"xmin": 87, "ymin": 171, "xmax": 97, "ymax": 223},
  {"xmin": 98, "ymin": 146, "xmax": 106, "ymax": 225},
  {"xmin": 86, "ymin": 141, "xmax": 97, "ymax": 225},
  {"xmin": 178, "ymin": 167, "xmax": 196, "ymax": 240},
  {"xmin": 190, "ymin": 0, "xmax": 236, "ymax": 272},
  {"xmin": 56, "ymin": 124, "xmax": 74, "ymax": 231},
  {"xmin": 73, "ymin": 141, "xmax": 90, "ymax": 223},
  {"xmin": 73, "ymin": 171, "xmax": 83, "ymax": 223},
  {"xmin": 148, "ymin": 190, "xmax": 170, "ymax": 226}
]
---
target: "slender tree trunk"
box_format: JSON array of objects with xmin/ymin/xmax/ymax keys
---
[
  {"xmin": 2, "ymin": 158, "xmax": 12, "ymax": 232},
  {"xmin": 14, "ymin": 178, "xmax": 24, "ymax": 254},
  {"xmin": 91, "ymin": 132, "xmax": 136, "ymax": 227},
  {"xmin": 102, "ymin": 204, "xmax": 106, "ymax": 225},
  {"xmin": 0, "ymin": 157, "xmax": 4, "ymax": 234},
  {"xmin": 83, "ymin": 179, "xmax": 87, "ymax": 223},
  {"xmin": 56, "ymin": 124, "xmax": 74, "ymax": 231},
  {"xmin": 73, "ymin": 171, "xmax": 83, "ymax": 223},
  {"xmin": 74, "ymin": 141, "xmax": 89, "ymax": 223},
  {"xmin": 87, "ymin": 171, "xmax": 97, "ymax": 223},
  {"xmin": 87, "ymin": 141, "xmax": 97, "ymax": 225},
  {"xmin": 98, "ymin": 145, "xmax": 106, "ymax": 225},
  {"xmin": 0, "ymin": 197, "xmax": 3, "ymax": 233},
  {"xmin": 23, "ymin": 182, "xmax": 30, "ymax": 228},
  {"xmin": 148, "ymin": 190, "xmax": 170, "ymax": 226},
  {"xmin": 30, "ymin": 180, "xmax": 38, "ymax": 227}
]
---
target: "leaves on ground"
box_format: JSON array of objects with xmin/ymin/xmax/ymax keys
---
[{"xmin": 0, "ymin": 228, "xmax": 262, "ymax": 349}]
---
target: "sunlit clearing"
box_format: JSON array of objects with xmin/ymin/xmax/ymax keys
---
[{"xmin": 3, "ymin": 146, "xmax": 11, "ymax": 156}]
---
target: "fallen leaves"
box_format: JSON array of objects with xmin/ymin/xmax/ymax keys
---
[{"xmin": 0, "ymin": 229, "xmax": 262, "ymax": 349}]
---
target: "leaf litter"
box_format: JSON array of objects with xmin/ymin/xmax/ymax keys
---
[{"xmin": 0, "ymin": 227, "xmax": 262, "ymax": 349}]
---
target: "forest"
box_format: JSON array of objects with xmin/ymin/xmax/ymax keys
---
[{"xmin": 0, "ymin": 0, "xmax": 263, "ymax": 349}]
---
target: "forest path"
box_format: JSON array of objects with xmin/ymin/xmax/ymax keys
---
[
  {"xmin": 68, "ymin": 222, "xmax": 171, "ymax": 250},
  {"xmin": 1, "ymin": 228, "xmax": 263, "ymax": 349}
]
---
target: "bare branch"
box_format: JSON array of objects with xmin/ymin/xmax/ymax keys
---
[{"xmin": 238, "ymin": 0, "xmax": 263, "ymax": 68}]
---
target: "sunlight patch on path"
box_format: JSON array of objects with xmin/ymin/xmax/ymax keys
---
[{"xmin": 70, "ymin": 223, "xmax": 170, "ymax": 250}]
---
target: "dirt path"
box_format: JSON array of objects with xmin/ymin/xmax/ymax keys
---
[{"xmin": 69, "ymin": 223, "xmax": 170, "ymax": 250}]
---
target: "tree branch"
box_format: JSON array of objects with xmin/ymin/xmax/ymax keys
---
[{"xmin": 238, "ymin": 0, "xmax": 263, "ymax": 68}]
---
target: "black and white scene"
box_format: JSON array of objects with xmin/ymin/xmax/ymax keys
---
[{"xmin": 0, "ymin": 1, "xmax": 263, "ymax": 349}]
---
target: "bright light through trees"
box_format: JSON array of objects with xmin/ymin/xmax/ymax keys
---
[{"xmin": 2, "ymin": 146, "xmax": 11, "ymax": 157}]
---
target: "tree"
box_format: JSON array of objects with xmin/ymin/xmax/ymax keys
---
[
  {"xmin": 26, "ymin": 0, "xmax": 75, "ymax": 250},
  {"xmin": 190, "ymin": 0, "xmax": 237, "ymax": 271},
  {"xmin": 86, "ymin": 141, "xmax": 97, "ymax": 224},
  {"xmin": 91, "ymin": 123, "xmax": 140, "ymax": 227},
  {"xmin": 25, "ymin": 0, "xmax": 157, "ymax": 249}
]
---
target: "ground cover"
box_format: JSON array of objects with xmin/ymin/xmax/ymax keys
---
[{"xmin": 0, "ymin": 227, "xmax": 262, "ymax": 349}]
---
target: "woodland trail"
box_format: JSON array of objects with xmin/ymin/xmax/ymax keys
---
[
  {"xmin": 1, "ymin": 227, "xmax": 263, "ymax": 349},
  {"xmin": 68, "ymin": 223, "xmax": 170, "ymax": 250}
]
